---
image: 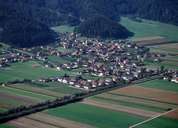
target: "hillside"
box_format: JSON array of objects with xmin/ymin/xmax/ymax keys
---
[
  {"xmin": 75, "ymin": 15, "xmax": 133, "ymax": 39},
  {"xmin": 0, "ymin": 0, "xmax": 178, "ymax": 47}
]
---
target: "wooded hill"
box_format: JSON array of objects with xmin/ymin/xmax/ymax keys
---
[{"xmin": 0, "ymin": 0, "xmax": 178, "ymax": 47}]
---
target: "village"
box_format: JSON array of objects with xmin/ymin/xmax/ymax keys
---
[{"xmin": 0, "ymin": 33, "xmax": 178, "ymax": 90}]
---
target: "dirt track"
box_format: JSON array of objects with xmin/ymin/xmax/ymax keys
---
[
  {"xmin": 83, "ymin": 99, "xmax": 159, "ymax": 117},
  {"xmin": 112, "ymin": 86, "xmax": 178, "ymax": 105},
  {"xmin": 8, "ymin": 113, "xmax": 95, "ymax": 128}
]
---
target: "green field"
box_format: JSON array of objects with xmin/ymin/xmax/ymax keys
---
[
  {"xmin": 120, "ymin": 17, "xmax": 178, "ymax": 41},
  {"xmin": 135, "ymin": 117, "xmax": 178, "ymax": 128},
  {"xmin": 51, "ymin": 25, "xmax": 75, "ymax": 33},
  {"xmin": 92, "ymin": 96, "xmax": 167, "ymax": 113},
  {"xmin": 0, "ymin": 86, "xmax": 53, "ymax": 101},
  {"xmin": 0, "ymin": 61, "xmax": 62, "ymax": 83},
  {"xmin": 48, "ymin": 55, "xmax": 76, "ymax": 65},
  {"xmin": 0, "ymin": 125, "xmax": 14, "ymax": 128},
  {"xmin": 144, "ymin": 60, "xmax": 178, "ymax": 70},
  {"xmin": 27, "ymin": 82, "xmax": 82, "ymax": 95},
  {"xmin": 137, "ymin": 79, "xmax": 178, "ymax": 93},
  {"xmin": 48, "ymin": 103, "xmax": 145, "ymax": 128}
]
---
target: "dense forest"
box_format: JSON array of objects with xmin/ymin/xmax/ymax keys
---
[
  {"xmin": 0, "ymin": 0, "xmax": 178, "ymax": 47},
  {"xmin": 75, "ymin": 15, "xmax": 133, "ymax": 39}
]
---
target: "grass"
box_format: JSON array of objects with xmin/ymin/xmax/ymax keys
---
[
  {"xmin": 48, "ymin": 103, "xmax": 145, "ymax": 128},
  {"xmin": 0, "ymin": 61, "xmax": 62, "ymax": 83},
  {"xmin": 0, "ymin": 86, "xmax": 53, "ymax": 101},
  {"xmin": 31, "ymin": 82, "xmax": 82, "ymax": 95},
  {"xmin": 48, "ymin": 56, "xmax": 76, "ymax": 65},
  {"xmin": 51, "ymin": 25, "xmax": 75, "ymax": 33},
  {"xmin": 135, "ymin": 117, "xmax": 178, "ymax": 128},
  {"xmin": 120, "ymin": 17, "xmax": 178, "ymax": 41},
  {"xmin": 92, "ymin": 96, "xmax": 166, "ymax": 112},
  {"xmin": 144, "ymin": 60, "xmax": 178, "ymax": 70},
  {"xmin": 137, "ymin": 79, "xmax": 178, "ymax": 93},
  {"xmin": 149, "ymin": 43, "xmax": 178, "ymax": 55},
  {"xmin": 0, "ymin": 125, "xmax": 15, "ymax": 128}
]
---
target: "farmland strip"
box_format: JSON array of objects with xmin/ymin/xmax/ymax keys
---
[{"xmin": 83, "ymin": 99, "xmax": 159, "ymax": 117}]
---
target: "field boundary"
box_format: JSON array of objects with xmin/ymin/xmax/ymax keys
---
[{"xmin": 129, "ymin": 108, "xmax": 178, "ymax": 128}]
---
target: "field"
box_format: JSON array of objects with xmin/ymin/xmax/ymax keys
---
[
  {"xmin": 0, "ymin": 61, "xmax": 62, "ymax": 83},
  {"xmin": 0, "ymin": 82, "xmax": 82, "ymax": 112},
  {"xmin": 145, "ymin": 43, "xmax": 178, "ymax": 70},
  {"xmin": 120, "ymin": 17, "xmax": 178, "ymax": 41},
  {"xmin": 51, "ymin": 25, "xmax": 75, "ymax": 33},
  {"xmin": 0, "ymin": 78, "xmax": 177, "ymax": 128},
  {"xmin": 47, "ymin": 103, "xmax": 145, "ymax": 128},
  {"xmin": 137, "ymin": 79, "xmax": 178, "ymax": 93}
]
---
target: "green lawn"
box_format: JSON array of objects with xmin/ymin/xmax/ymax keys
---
[
  {"xmin": 48, "ymin": 103, "xmax": 145, "ymax": 128},
  {"xmin": 0, "ymin": 61, "xmax": 62, "ymax": 83},
  {"xmin": 51, "ymin": 25, "xmax": 75, "ymax": 33},
  {"xmin": 137, "ymin": 79, "xmax": 178, "ymax": 93},
  {"xmin": 120, "ymin": 17, "xmax": 178, "ymax": 41},
  {"xmin": 135, "ymin": 117, "xmax": 178, "ymax": 128}
]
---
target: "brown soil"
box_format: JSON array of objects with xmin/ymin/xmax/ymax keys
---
[
  {"xmin": 0, "ymin": 92, "xmax": 36, "ymax": 106},
  {"xmin": 8, "ymin": 84, "xmax": 63, "ymax": 98},
  {"xmin": 112, "ymin": 86, "xmax": 178, "ymax": 105},
  {"xmin": 97, "ymin": 93, "xmax": 177, "ymax": 110},
  {"xmin": 165, "ymin": 109, "xmax": 178, "ymax": 120},
  {"xmin": 8, "ymin": 113, "xmax": 95, "ymax": 128},
  {"xmin": 83, "ymin": 99, "xmax": 159, "ymax": 117}
]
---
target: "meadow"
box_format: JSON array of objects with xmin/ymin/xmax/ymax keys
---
[
  {"xmin": 51, "ymin": 25, "xmax": 75, "ymax": 33},
  {"xmin": 120, "ymin": 17, "xmax": 178, "ymax": 41},
  {"xmin": 0, "ymin": 61, "xmax": 61, "ymax": 83}
]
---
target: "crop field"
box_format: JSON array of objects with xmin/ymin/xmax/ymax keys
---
[
  {"xmin": 0, "ymin": 61, "xmax": 62, "ymax": 83},
  {"xmin": 136, "ymin": 79, "xmax": 178, "ymax": 93},
  {"xmin": 145, "ymin": 43, "xmax": 178, "ymax": 70},
  {"xmin": 134, "ymin": 109, "xmax": 178, "ymax": 128},
  {"xmin": 0, "ymin": 81, "xmax": 82, "ymax": 111},
  {"xmin": 149, "ymin": 43, "xmax": 178, "ymax": 54},
  {"xmin": 1, "ymin": 79, "xmax": 177, "ymax": 128},
  {"xmin": 47, "ymin": 103, "xmax": 145, "ymax": 128},
  {"xmin": 120, "ymin": 17, "xmax": 178, "ymax": 41},
  {"xmin": 10, "ymin": 82, "xmax": 82, "ymax": 96}
]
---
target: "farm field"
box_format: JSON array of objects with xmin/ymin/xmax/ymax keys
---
[
  {"xmin": 47, "ymin": 103, "xmax": 145, "ymax": 128},
  {"xmin": 0, "ymin": 61, "xmax": 61, "ymax": 83},
  {"xmin": 134, "ymin": 109, "xmax": 178, "ymax": 128},
  {"xmin": 120, "ymin": 17, "xmax": 178, "ymax": 41},
  {"xmin": 112, "ymin": 86, "xmax": 178, "ymax": 105},
  {"xmin": 136, "ymin": 79, "xmax": 178, "ymax": 93},
  {"xmin": 145, "ymin": 43, "xmax": 178, "ymax": 70},
  {"xmin": 0, "ymin": 82, "xmax": 82, "ymax": 112},
  {"xmin": 10, "ymin": 82, "xmax": 82, "ymax": 96},
  {"xmin": 8, "ymin": 112, "xmax": 95, "ymax": 128}
]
